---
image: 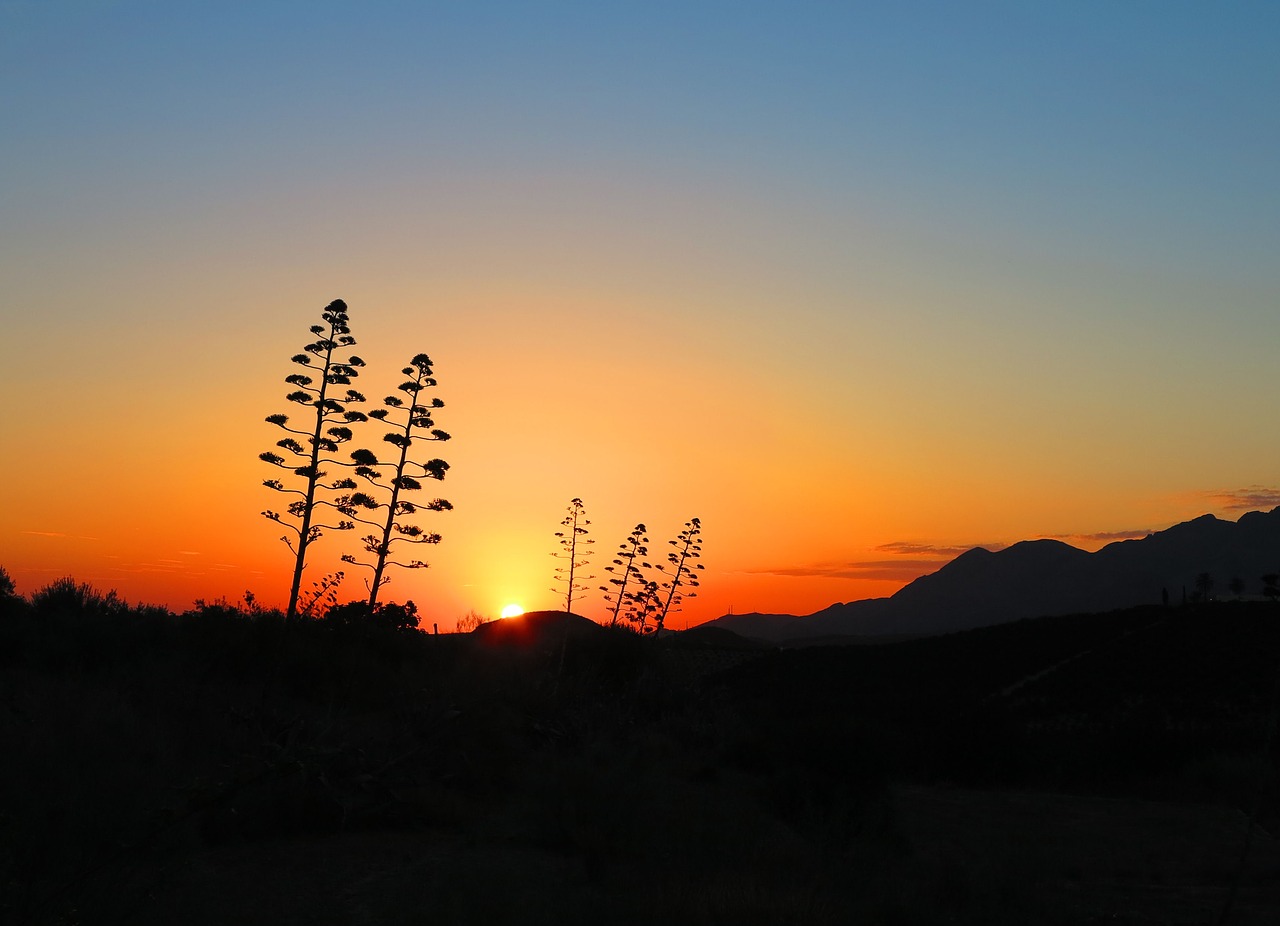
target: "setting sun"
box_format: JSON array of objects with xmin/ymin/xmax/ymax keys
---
[{"xmin": 500, "ymin": 603, "xmax": 524, "ymax": 619}]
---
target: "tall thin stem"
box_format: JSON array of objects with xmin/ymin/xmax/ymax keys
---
[{"xmin": 286, "ymin": 327, "xmax": 339, "ymax": 621}]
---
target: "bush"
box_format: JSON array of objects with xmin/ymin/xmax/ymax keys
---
[
  {"xmin": 30, "ymin": 577, "xmax": 128, "ymax": 618},
  {"xmin": 322, "ymin": 599, "xmax": 420, "ymax": 632}
]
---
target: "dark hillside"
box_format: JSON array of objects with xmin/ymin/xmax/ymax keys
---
[
  {"xmin": 724, "ymin": 602, "xmax": 1280, "ymax": 801},
  {"xmin": 706, "ymin": 507, "xmax": 1280, "ymax": 640},
  {"xmin": 2, "ymin": 593, "xmax": 1279, "ymax": 924}
]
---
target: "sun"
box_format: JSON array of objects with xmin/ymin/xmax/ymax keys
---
[{"xmin": 500, "ymin": 603, "xmax": 524, "ymax": 619}]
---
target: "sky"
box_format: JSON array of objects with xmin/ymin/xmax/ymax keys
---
[{"xmin": 3, "ymin": 1, "xmax": 1278, "ymax": 627}]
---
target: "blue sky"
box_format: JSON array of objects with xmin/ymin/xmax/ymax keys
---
[{"xmin": 3, "ymin": 1, "xmax": 1278, "ymax": 619}]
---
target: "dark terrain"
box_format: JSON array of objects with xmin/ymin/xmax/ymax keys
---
[{"xmin": 2, "ymin": 591, "xmax": 1279, "ymax": 924}]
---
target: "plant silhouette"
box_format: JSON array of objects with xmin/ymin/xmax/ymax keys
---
[
  {"xmin": 1263, "ymin": 573, "xmax": 1279, "ymax": 601},
  {"xmin": 600, "ymin": 523, "xmax": 654, "ymax": 630},
  {"xmin": 335, "ymin": 353, "xmax": 451, "ymax": 608},
  {"xmin": 551, "ymin": 498, "xmax": 594, "ymax": 614},
  {"xmin": 260, "ymin": 299, "xmax": 367, "ymax": 621},
  {"xmin": 653, "ymin": 517, "xmax": 704, "ymax": 632},
  {"xmin": 322, "ymin": 598, "xmax": 420, "ymax": 631},
  {"xmin": 297, "ymin": 570, "xmax": 345, "ymax": 619},
  {"xmin": 1194, "ymin": 571, "xmax": 1215, "ymax": 603}
]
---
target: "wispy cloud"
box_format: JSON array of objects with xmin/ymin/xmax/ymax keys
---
[
  {"xmin": 739, "ymin": 560, "xmax": 950, "ymax": 582},
  {"xmin": 742, "ymin": 536, "xmax": 1009, "ymax": 585},
  {"xmin": 20, "ymin": 530, "xmax": 99, "ymax": 541},
  {"xmin": 874, "ymin": 540, "xmax": 1003, "ymax": 557},
  {"xmin": 1041, "ymin": 529, "xmax": 1153, "ymax": 545},
  {"xmin": 744, "ymin": 519, "xmax": 1182, "ymax": 588},
  {"xmin": 1206, "ymin": 486, "xmax": 1280, "ymax": 511}
]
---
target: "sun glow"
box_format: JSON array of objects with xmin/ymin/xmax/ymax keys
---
[{"xmin": 500, "ymin": 603, "xmax": 524, "ymax": 619}]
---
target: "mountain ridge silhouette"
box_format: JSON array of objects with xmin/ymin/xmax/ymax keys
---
[{"xmin": 708, "ymin": 507, "xmax": 1280, "ymax": 642}]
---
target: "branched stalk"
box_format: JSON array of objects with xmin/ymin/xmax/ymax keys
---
[
  {"xmin": 655, "ymin": 517, "xmax": 704, "ymax": 633},
  {"xmin": 335, "ymin": 354, "xmax": 451, "ymax": 609},
  {"xmin": 551, "ymin": 498, "xmax": 594, "ymax": 614},
  {"xmin": 259, "ymin": 299, "xmax": 366, "ymax": 621}
]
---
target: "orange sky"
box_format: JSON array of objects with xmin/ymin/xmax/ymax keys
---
[{"xmin": 3, "ymin": 4, "xmax": 1278, "ymax": 626}]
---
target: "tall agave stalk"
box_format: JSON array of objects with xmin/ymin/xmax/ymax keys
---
[
  {"xmin": 654, "ymin": 517, "xmax": 704, "ymax": 633},
  {"xmin": 260, "ymin": 299, "xmax": 366, "ymax": 621},
  {"xmin": 336, "ymin": 353, "xmax": 451, "ymax": 608},
  {"xmin": 551, "ymin": 498, "xmax": 594, "ymax": 614},
  {"xmin": 601, "ymin": 523, "xmax": 650, "ymax": 627}
]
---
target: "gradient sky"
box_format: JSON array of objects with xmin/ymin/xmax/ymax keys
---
[{"xmin": 3, "ymin": 1, "xmax": 1278, "ymax": 626}]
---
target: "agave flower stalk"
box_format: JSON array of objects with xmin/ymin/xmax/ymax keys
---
[
  {"xmin": 551, "ymin": 498, "xmax": 594, "ymax": 614},
  {"xmin": 260, "ymin": 299, "xmax": 367, "ymax": 621},
  {"xmin": 654, "ymin": 517, "xmax": 704, "ymax": 633},
  {"xmin": 601, "ymin": 523, "xmax": 650, "ymax": 627},
  {"xmin": 336, "ymin": 353, "xmax": 451, "ymax": 609}
]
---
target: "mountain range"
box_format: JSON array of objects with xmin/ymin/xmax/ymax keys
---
[{"xmin": 706, "ymin": 507, "xmax": 1280, "ymax": 643}]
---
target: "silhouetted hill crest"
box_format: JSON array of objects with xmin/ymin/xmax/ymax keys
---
[
  {"xmin": 471, "ymin": 609, "xmax": 603, "ymax": 645},
  {"xmin": 708, "ymin": 508, "xmax": 1280, "ymax": 642}
]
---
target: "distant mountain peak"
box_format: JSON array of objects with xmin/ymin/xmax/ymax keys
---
[{"xmin": 705, "ymin": 508, "xmax": 1280, "ymax": 643}]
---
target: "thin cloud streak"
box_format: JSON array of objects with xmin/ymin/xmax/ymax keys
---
[
  {"xmin": 1207, "ymin": 487, "xmax": 1280, "ymax": 511},
  {"xmin": 20, "ymin": 531, "xmax": 99, "ymax": 541},
  {"xmin": 874, "ymin": 540, "xmax": 1005, "ymax": 557},
  {"xmin": 745, "ymin": 537, "xmax": 1013, "ymax": 584},
  {"xmin": 740, "ymin": 560, "xmax": 951, "ymax": 581},
  {"xmin": 1040, "ymin": 529, "xmax": 1154, "ymax": 545}
]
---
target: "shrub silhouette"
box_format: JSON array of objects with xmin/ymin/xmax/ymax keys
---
[
  {"xmin": 322, "ymin": 599, "xmax": 421, "ymax": 632},
  {"xmin": 0, "ymin": 566, "xmax": 23, "ymax": 621},
  {"xmin": 30, "ymin": 577, "xmax": 127, "ymax": 618},
  {"xmin": 1262, "ymin": 573, "xmax": 1279, "ymax": 601}
]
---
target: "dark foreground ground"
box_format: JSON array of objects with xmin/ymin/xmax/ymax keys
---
[{"xmin": 2, "ymin": 595, "xmax": 1279, "ymax": 924}]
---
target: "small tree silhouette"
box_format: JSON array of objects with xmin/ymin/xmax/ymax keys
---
[
  {"xmin": 1229, "ymin": 575, "xmax": 1246, "ymax": 599},
  {"xmin": 1262, "ymin": 573, "xmax": 1279, "ymax": 602},
  {"xmin": 335, "ymin": 354, "xmax": 451, "ymax": 609},
  {"xmin": 260, "ymin": 299, "xmax": 367, "ymax": 621},
  {"xmin": 551, "ymin": 498, "xmax": 594, "ymax": 614},
  {"xmin": 653, "ymin": 517, "xmax": 704, "ymax": 633},
  {"xmin": 1194, "ymin": 571, "xmax": 1215, "ymax": 604},
  {"xmin": 601, "ymin": 523, "xmax": 650, "ymax": 627}
]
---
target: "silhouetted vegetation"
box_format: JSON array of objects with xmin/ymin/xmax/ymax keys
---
[
  {"xmin": 260, "ymin": 299, "xmax": 367, "ymax": 620},
  {"xmin": 550, "ymin": 497, "xmax": 594, "ymax": 614},
  {"xmin": 653, "ymin": 516, "xmax": 704, "ymax": 632},
  {"xmin": 3, "ymin": 578, "xmax": 1279, "ymax": 924},
  {"xmin": 336, "ymin": 352, "xmax": 452, "ymax": 608},
  {"xmin": 1263, "ymin": 573, "xmax": 1279, "ymax": 601},
  {"xmin": 600, "ymin": 523, "xmax": 652, "ymax": 629},
  {"xmin": 568, "ymin": 508, "xmax": 703, "ymax": 633}
]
